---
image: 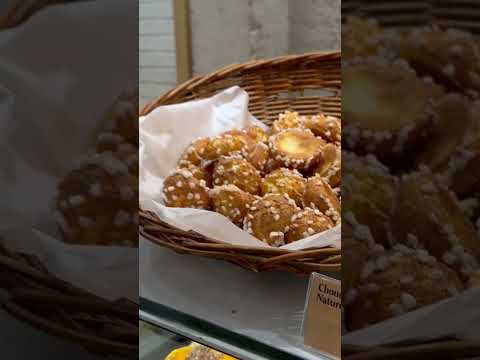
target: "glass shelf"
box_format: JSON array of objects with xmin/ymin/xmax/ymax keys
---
[{"xmin": 140, "ymin": 238, "xmax": 338, "ymax": 360}]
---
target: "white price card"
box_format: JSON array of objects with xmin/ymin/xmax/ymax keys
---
[{"xmin": 303, "ymin": 272, "xmax": 341, "ymax": 359}]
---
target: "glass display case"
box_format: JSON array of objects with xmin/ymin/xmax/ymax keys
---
[{"xmin": 140, "ymin": 240, "xmax": 338, "ymax": 360}]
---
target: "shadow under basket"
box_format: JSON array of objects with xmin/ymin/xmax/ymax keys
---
[{"xmin": 140, "ymin": 51, "xmax": 342, "ymax": 275}]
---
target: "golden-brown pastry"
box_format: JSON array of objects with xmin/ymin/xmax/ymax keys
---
[
  {"xmin": 246, "ymin": 142, "xmax": 270, "ymax": 171},
  {"xmin": 163, "ymin": 169, "xmax": 211, "ymax": 209},
  {"xmin": 203, "ymin": 133, "xmax": 250, "ymax": 161},
  {"xmin": 347, "ymin": 245, "xmax": 464, "ymax": 331},
  {"xmin": 342, "ymin": 17, "xmax": 396, "ymax": 60},
  {"xmin": 264, "ymin": 157, "xmax": 284, "ymax": 174},
  {"xmin": 285, "ymin": 208, "xmax": 333, "ymax": 243},
  {"xmin": 165, "ymin": 343, "xmax": 238, "ymax": 360},
  {"xmin": 413, "ymin": 94, "xmax": 474, "ymax": 171},
  {"xmin": 212, "ymin": 155, "xmax": 261, "ymax": 195},
  {"xmin": 313, "ymin": 143, "xmax": 341, "ymax": 187},
  {"xmin": 177, "ymin": 160, "xmax": 213, "ymax": 187},
  {"xmin": 304, "ymin": 176, "xmax": 340, "ymax": 224},
  {"xmin": 55, "ymin": 152, "xmax": 138, "ymax": 246},
  {"xmin": 269, "ymin": 128, "xmax": 325, "ymax": 171},
  {"xmin": 96, "ymin": 90, "xmax": 138, "ymax": 153},
  {"xmin": 304, "ymin": 114, "xmax": 341, "ymax": 143},
  {"xmin": 272, "ymin": 111, "xmax": 304, "ymax": 133},
  {"xmin": 245, "ymin": 125, "xmax": 268, "ymax": 143},
  {"xmin": 397, "ymin": 27, "xmax": 480, "ymax": 96},
  {"xmin": 178, "ymin": 137, "xmax": 211, "ymax": 166},
  {"xmin": 342, "ymin": 213, "xmax": 381, "ymax": 301},
  {"xmin": 244, "ymin": 193, "xmax": 299, "ymax": 246},
  {"xmin": 413, "ymin": 97, "xmax": 480, "ymax": 198},
  {"xmin": 446, "ymin": 136, "xmax": 480, "ymax": 198},
  {"xmin": 211, "ymin": 184, "xmax": 256, "ymax": 226},
  {"xmin": 261, "ymin": 168, "xmax": 306, "ymax": 206},
  {"xmin": 343, "ymin": 59, "xmax": 442, "ymax": 161},
  {"xmin": 394, "ymin": 167, "xmax": 480, "ymax": 278},
  {"xmin": 342, "ymin": 151, "xmax": 398, "ymax": 247}
]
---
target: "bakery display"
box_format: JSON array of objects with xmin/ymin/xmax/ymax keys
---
[
  {"xmin": 165, "ymin": 343, "xmax": 237, "ymax": 360},
  {"xmin": 342, "ymin": 19, "xmax": 480, "ymax": 331},
  {"xmin": 55, "ymin": 91, "xmax": 138, "ymax": 247},
  {"xmin": 162, "ymin": 111, "xmax": 342, "ymax": 247}
]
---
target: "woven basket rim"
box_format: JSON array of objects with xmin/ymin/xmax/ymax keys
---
[
  {"xmin": 139, "ymin": 51, "xmax": 342, "ymax": 275},
  {"xmin": 140, "ymin": 50, "xmax": 341, "ymax": 116}
]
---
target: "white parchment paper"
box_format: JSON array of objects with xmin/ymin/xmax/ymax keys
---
[
  {"xmin": 0, "ymin": 0, "xmax": 137, "ymax": 302},
  {"xmin": 139, "ymin": 86, "xmax": 341, "ymax": 250}
]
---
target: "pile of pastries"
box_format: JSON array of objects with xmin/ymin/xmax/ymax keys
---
[
  {"xmin": 54, "ymin": 91, "xmax": 139, "ymax": 246},
  {"xmin": 343, "ymin": 17, "xmax": 480, "ymax": 331},
  {"xmin": 162, "ymin": 111, "xmax": 341, "ymax": 247}
]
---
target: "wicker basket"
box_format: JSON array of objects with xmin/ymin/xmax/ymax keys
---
[
  {"xmin": 343, "ymin": 2, "xmax": 480, "ymax": 359},
  {"xmin": 140, "ymin": 52, "xmax": 341, "ymax": 275},
  {"xmin": 0, "ymin": 242, "xmax": 137, "ymax": 357}
]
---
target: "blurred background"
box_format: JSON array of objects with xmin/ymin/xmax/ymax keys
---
[{"xmin": 139, "ymin": 0, "xmax": 341, "ymax": 107}]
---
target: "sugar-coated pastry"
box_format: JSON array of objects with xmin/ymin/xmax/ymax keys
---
[
  {"xmin": 178, "ymin": 137, "xmax": 211, "ymax": 166},
  {"xmin": 445, "ymin": 132, "xmax": 480, "ymax": 198},
  {"xmin": 343, "ymin": 59, "xmax": 443, "ymax": 161},
  {"xmin": 246, "ymin": 142, "xmax": 270, "ymax": 171},
  {"xmin": 163, "ymin": 169, "xmax": 211, "ymax": 209},
  {"xmin": 177, "ymin": 160, "xmax": 213, "ymax": 187},
  {"xmin": 414, "ymin": 94, "xmax": 475, "ymax": 172},
  {"xmin": 264, "ymin": 157, "xmax": 284, "ymax": 174},
  {"xmin": 347, "ymin": 245, "xmax": 464, "ymax": 331},
  {"xmin": 304, "ymin": 176, "xmax": 340, "ymax": 224},
  {"xmin": 96, "ymin": 90, "xmax": 138, "ymax": 154},
  {"xmin": 203, "ymin": 133, "xmax": 250, "ymax": 161},
  {"xmin": 342, "ymin": 152, "xmax": 398, "ymax": 247},
  {"xmin": 313, "ymin": 143, "xmax": 341, "ymax": 187},
  {"xmin": 285, "ymin": 208, "xmax": 333, "ymax": 243},
  {"xmin": 304, "ymin": 114, "xmax": 341, "ymax": 143},
  {"xmin": 272, "ymin": 111, "xmax": 305, "ymax": 134},
  {"xmin": 342, "ymin": 212, "xmax": 382, "ymax": 300},
  {"xmin": 165, "ymin": 342, "xmax": 238, "ymax": 360},
  {"xmin": 342, "ymin": 17, "xmax": 394, "ymax": 60},
  {"xmin": 396, "ymin": 27, "xmax": 480, "ymax": 96},
  {"xmin": 244, "ymin": 193, "xmax": 299, "ymax": 246},
  {"xmin": 269, "ymin": 128, "xmax": 325, "ymax": 171},
  {"xmin": 394, "ymin": 167, "xmax": 480, "ymax": 278},
  {"xmin": 211, "ymin": 184, "xmax": 256, "ymax": 226},
  {"xmin": 261, "ymin": 168, "xmax": 306, "ymax": 206},
  {"xmin": 56, "ymin": 152, "xmax": 138, "ymax": 246},
  {"xmin": 245, "ymin": 125, "xmax": 268, "ymax": 143},
  {"xmin": 212, "ymin": 155, "xmax": 261, "ymax": 195}
]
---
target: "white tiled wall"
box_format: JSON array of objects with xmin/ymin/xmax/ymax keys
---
[{"xmin": 139, "ymin": 0, "xmax": 177, "ymax": 108}]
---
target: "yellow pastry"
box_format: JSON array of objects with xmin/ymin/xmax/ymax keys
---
[{"xmin": 165, "ymin": 343, "xmax": 237, "ymax": 360}]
